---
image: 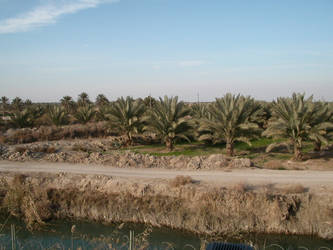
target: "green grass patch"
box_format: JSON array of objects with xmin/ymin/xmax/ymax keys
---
[
  {"xmin": 125, "ymin": 138, "xmax": 293, "ymax": 157},
  {"xmin": 234, "ymin": 138, "xmax": 285, "ymax": 151}
]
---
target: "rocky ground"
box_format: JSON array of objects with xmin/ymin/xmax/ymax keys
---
[{"xmin": 0, "ymin": 138, "xmax": 253, "ymax": 170}]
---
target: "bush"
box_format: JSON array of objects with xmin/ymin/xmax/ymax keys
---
[
  {"xmin": 169, "ymin": 175, "xmax": 194, "ymax": 187},
  {"xmin": 15, "ymin": 145, "xmax": 57, "ymax": 154},
  {"xmin": 280, "ymin": 184, "xmax": 306, "ymax": 194},
  {"xmin": 3, "ymin": 122, "xmax": 110, "ymax": 144}
]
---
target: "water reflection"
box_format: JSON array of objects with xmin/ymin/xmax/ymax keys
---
[{"xmin": 0, "ymin": 220, "xmax": 332, "ymax": 250}]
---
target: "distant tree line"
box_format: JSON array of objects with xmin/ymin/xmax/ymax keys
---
[{"xmin": 1, "ymin": 92, "xmax": 333, "ymax": 160}]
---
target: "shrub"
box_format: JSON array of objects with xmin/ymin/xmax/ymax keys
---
[
  {"xmin": 169, "ymin": 175, "xmax": 194, "ymax": 187},
  {"xmin": 281, "ymin": 184, "xmax": 306, "ymax": 194},
  {"xmin": 72, "ymin": 144, "xmax": 90, "ymax": 152},
  {"xmin": 3, "ymin": 122, "xmax": 110, "ymax": 145},
  {"xmin": 15, "ymin": 145, "xmax": 57, "ymax": 154},
  {"xmin": 232, "ymin": 182, "xmax": 252, "ymax": 193}
]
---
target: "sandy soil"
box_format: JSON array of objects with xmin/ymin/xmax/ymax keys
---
[{"xmin": 1, "ymin": 161, "xmax": 332, "ymax": 190}]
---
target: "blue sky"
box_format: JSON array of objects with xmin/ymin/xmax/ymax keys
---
[{"xmin": 0, "ymin": 0, "xmax": 333, "ymax": 102}]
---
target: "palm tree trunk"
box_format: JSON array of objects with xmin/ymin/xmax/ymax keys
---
[
  {"xmin": 166, "ymin": 138, "xmax": 174, "ymax": 151},
  {"xmin": 126, "ymin": 132, "xmax": 133, "ymax": 146},
  {"xmin": 314, "ymin": 141, "xmax": 321, "ymax": 152},
  {"xmin": 293, "ymin": 143, "xmax": 302, "ymax": 161},
  {"xmin": 226, "ymin": 142, "xmax": 234, "ymax": 156}
]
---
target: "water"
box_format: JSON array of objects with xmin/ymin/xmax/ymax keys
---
[{"xmin": 0, "ymin": 220, "xmax": 332, "ymax": 250}]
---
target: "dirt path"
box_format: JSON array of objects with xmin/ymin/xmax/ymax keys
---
[{"xmin": 0, "ymin": 161, "xmax": 333, "ymax": 189}]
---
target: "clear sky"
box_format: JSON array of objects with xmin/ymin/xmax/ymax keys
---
[{"xmin": 0, "ymin": 0, "xmax": 333, "ymax": 102}]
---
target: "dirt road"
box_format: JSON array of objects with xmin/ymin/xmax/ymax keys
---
[{"xmin": 0, "ymin": 161, "xmax": 332, "ymax": 188}]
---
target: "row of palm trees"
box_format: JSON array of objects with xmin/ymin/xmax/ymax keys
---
[{"xmin": 1, "ymin": 93, "xmax": 333, "ymax": 160}]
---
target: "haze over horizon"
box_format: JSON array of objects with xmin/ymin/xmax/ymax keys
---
[{"xmin": 1, "ymin": 0, "xmax": 333, "ymax": 102}]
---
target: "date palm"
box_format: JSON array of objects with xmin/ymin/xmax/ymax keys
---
[
  {"xmin": 190, "ymin": 103, "xmax": 210, "ymax": 120},
  {"xmin": 47, "ymin": 106, "xmax": 69, "ymax": 127},
  {"xmin": 9, "ymin": 109, "xmax": 34, "ymax": 128},
  {"xmin": 198, "ymin": 93, "xmax": 261, "ymax": 156},
  {"xmin": 74, "ymin": 104, "xmax": 95, "ymax": 124},
  {"xmin": 95, "ymin": 94, "xmax": 109, "ymax": 107},
  {"xmin": 263, "ymin": 93, "xmax": 317, "ymax": 160},
  {"xmin": 24, "ymin": 99, "xmax": 32, "ymax": 107},
  {"xmin": 1, "ymin": 96, "xmax": 9, "ymax": 110},
  {"xmin": 308, "ymin": 101, "xmax": 333, "ymax": 151},
  {"xmin": 143, "ymin": 95, "xmax": 157, "ymax": 109},
  {"xmin": 60, "ymin": 96, "xmax": 76, "ymax": 113},
  {"xmin": 143, "ymin": 96, "xmax": 193, "ymax": 151},
  {"xmin": 11, "ymin": 97, "xmax": 24, "ymax": 111},
  {"xmin": 1, "ymin": 96, "xmax": 9, "ymax": 123},
  {"xmin": 96, "ymin": 104, "xmax": 111, "ymax": 121},
  {"xmin": 77, "ymin": 92, "xmax": 91, "ymax": 107},
  {"xmin": 107, "ymin": 96, "xmax": 145, "ymax": 145},
  {"xmin": 190, "ymin": 103, "xmax": 211, "ymax": 141}
]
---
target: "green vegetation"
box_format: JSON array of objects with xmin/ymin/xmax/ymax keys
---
[
  {"xmin": 263, "ymin": 93, "xmax": 333, "ymax": 160},
  {"xmin": 198, "ymin": 93, "xmax": 261, "ymax": 156},
  {"xmin": 47, "ymin": 106, "xmax": 69, "ymax": 127},
  {"xmin": 1, "ymin": 92, "xmax": 333, "ymax": 161},
  {"xmin": 108, "ymin": 96, "xmax": 145, "ymax": 145},
  {"xmin": 9, "ymin": 109, "xmax": 35, "ymax": 128},
  {"xmin": 74, "ymin": 104, "xmax": 95, "ymax": 124},
  {"xmin": 143, "ymin": 96, "xmax": 194, "ymax": 151}
]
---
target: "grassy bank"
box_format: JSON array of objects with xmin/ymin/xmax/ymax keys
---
[{"xmin": 0, "ymin": 173, "xmax": 332, "ymax": 240}]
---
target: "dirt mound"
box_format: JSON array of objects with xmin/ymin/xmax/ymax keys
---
[{"xmin": 0, "ymin": 140, "xmax": 254, "ymax": 169}]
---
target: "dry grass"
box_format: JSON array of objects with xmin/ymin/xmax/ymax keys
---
[
  {"xmin": 169, "ymin": 175, "xmax": 194, "ymax": 187},
  {"xmin": 0, "ymin": 173, "xmax": 332, "ymax": 239},
  {"xmin": 2, "ymin": 174, "xmax": 51, "ymax": 230},
  {"xmin": 72, "ymin": 144, "xmax": 90, "ymax": 152},
  {"xmin": 280, "ymin": 184, "xmax": 307, "ymax": 194},
  {"xmin": 15, "ymin": 145, "xmax": 57, "ymax": 154},
  {"xmin": 232, "ymin": 182, "xmax": 252, "ymax": 193},
  {"xmin": 4, "ymin": 122, "xmax": 110, "ymax": 145}
]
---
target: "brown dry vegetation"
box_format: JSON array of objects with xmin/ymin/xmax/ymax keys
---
[
  {"xmin": 279, "ymin": 184, "xmax": 307, "ymax": 194},
  {"xmin": 0, "ymin": 173, "xmax": 333, "ymax": 239},
  {"xmin": 169, "ymin": 175, "xmax": 195, "ymax": 187},
  {"xmin": 1, "ymin": 122, "xmax": 111, "ymax": 145},
  {"xmin": 15, "ymin": 145, "xmax": 57, "ymax": 154}
]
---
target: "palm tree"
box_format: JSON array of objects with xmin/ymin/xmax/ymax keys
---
[
  {"xmin": 1, "ymin": 96, "xmax": 9, "ymax": 122},
  {"xmin": 190, "ymin": 103, "xmax": 211, "ymax": 141},
  {"xmin": 29, "ymin": 104, "xmax": 46, "ymax": 123},
  {"xmin": 1, "ymin": 96, "xmax": 9, "ymax": 110},
  {"xmin": 143, "ymin": 96, "xmax": 157, "ymax": 109},
  {"xmin": 191, "ymin": 103, "xmax": 210, "ymax": 120},
  {"xmin": 263, "ymin": 93, "xmax": 317, "ymax": 160},
  {"xmin": 95, "ymin": 94, "xmax": 109, "ymax": 107},
  {"xmin": 74, "ymin": 104, "xmax": 95, "ymax": 124},
  {"xmin": 9, "ymin": 109, "xmax": 34, "ymax": 128},
  {"xmin": 11, "ymin": 97, "xmax": 24, "ymax": 111},
  {"xmin": 96, "ymin": 104, "xmax": 111, "ymax": 121},
  {"xmin": 143, "ymin": 96, "xmax": 193, "ymax": 151},
  {"xmin": 252, "ymin": 101, "xmax": 272, "ymax": 129},
  {"xmin": 107, "ymin": 96, "xmax": 146, "ymax": 145},
  {"xmin": 308, "ymin": 101, "xmax": 333, "ymax": 151},
  {"xmin": 47, "ymin": 106, "xmax": 69, "ymax": 127},
  {"xmin": 198, "ymin": 93, "xmax": 261, "ymax": 156},
  {"xmin": 77, "ymin": 92, "xmax": 91, "ymax": 107},
  {"xmin": 24, "ymin": 99, "xmax": 32, "ymax": 107},
  {"xmin": 60, "ymin": 96, "xmax": 76, "ymax": 113}
]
